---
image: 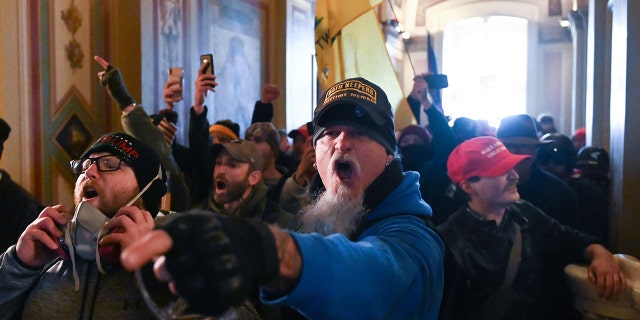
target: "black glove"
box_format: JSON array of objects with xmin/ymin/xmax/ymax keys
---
[
  {"xmin": 100, "ymin": 65, "xmax": 136, "ymax": 109},
  {"xmin": 160, "ymin": 210, "xmax": 279, "ymax": 316},
  {"xmin": 150, "ymin": 109, "xmax": 178, "ymax": 126}
]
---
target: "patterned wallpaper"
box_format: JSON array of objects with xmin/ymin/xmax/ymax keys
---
[{"xmin": 29, "ymin": 0, "xmax": 109, "ymax": 206}]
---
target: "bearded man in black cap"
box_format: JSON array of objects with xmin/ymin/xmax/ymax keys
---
[
  {"xmin": 0, "ymin": 132, "xmax": 170, "ymax": 319},
  {"xmin": 205, "ymin": 139, "xmax": 294, "ymax": 229},
  {"xmin": 0, "ymin": 118, "xmax": 44, "ymax": 252},
  {"xmin": 121, "ymin": 77, "xmax": 445, "ymax": 319}
]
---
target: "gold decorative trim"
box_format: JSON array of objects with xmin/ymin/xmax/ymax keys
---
[{"xmin": 60, "ymin": 0, "xmax": 83, "ymax": 70}]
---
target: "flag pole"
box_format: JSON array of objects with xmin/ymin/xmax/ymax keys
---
[{"xmin": 385, "ymin": 0, "xmax": 416, "ymax": 77}]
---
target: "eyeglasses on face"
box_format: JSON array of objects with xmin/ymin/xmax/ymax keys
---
[{"xmin": 70, "ymin": 155, "xmax": 128, "ymax": 175}]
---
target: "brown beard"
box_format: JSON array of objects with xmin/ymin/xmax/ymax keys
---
[
  {"xmin": 299, "ymin": 185, "xmax": 367, "ymax": 236},
  {"xmin": 213, "ymin": 173, "xmax": 250, "ymax": 205}
]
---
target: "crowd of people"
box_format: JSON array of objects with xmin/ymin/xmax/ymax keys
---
[{"xmin": 0, "ymin": 56, "xmax": 625, "ymax": 319}]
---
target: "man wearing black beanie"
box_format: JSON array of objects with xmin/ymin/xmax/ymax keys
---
[{"xmin": 0, "ymin": 132, "xmax": 172, "ymax": 319}]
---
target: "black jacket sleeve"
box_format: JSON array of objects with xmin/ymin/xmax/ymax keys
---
[{"xmin": 251, "ymin": 101, "xmax": 273, "ymax": 124}]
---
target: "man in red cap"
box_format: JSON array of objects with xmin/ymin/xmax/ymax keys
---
[
  {"xmin": 437, "ymin": 136, "xmax": 625, "ymax": 320},
  {"xmin": 287, "ymin": 123, "xmax": 311, "ymax": 163}
]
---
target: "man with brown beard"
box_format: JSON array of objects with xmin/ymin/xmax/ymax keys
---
[
  {"xmin": 121, "ymin": 77, "xmax": 445, "ymax": 319},
  {"xmin": 202, "ymin": 139, "xmax": 295, "ymax": 319},
  {"xmin": 204, "ymin": 139, "xmax": 293, "ymax": 228}
]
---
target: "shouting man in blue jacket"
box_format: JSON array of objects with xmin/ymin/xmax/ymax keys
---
[{"xmin": 121, "ymin": 77, "xmax": 445, "ymax": 320}]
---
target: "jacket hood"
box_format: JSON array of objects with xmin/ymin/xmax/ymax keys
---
[{"xmin": 368, "ymin": 171, "xmax": 432, "ymax": 222}]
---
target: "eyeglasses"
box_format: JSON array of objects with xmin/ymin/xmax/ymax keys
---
[{"xmin": 70, "ymin": 155, "xmax": 128, "ymax": 175}]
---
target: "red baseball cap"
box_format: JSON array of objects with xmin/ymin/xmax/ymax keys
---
[
  {"xmin": 288, "ymin": 124, "xmax": 310, "ymax": 139},
  {"xmin": 447, "ymin": 136, "xmax": 531, "ymax": 183}
]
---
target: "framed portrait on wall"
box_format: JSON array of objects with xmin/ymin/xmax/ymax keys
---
[
  {"xmin": 206, "ymin": 0, "xmax": 266, "ymax": 132},
  {"xmin": 142, "ymin": 0, "xmax": 268, "ymax": 144}
]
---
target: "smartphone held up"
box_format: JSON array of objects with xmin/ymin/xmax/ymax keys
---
[
  {"xmin": 423, "ymin": 74, "xmax": 448, "ymax": 90},
  {"xmin": 168, "ymin": 67, "xmax": 184, "ymax": 101},
  {"xmin": 200, "ymin": 54, "xmax": 214, "ymax": 75}
]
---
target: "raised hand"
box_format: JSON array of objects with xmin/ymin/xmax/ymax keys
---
[
  {"xmin": 94, "ymin": 55, "xmax": 136, "ymax": 109},
  {"xmin": 261, "ymin": 84, "xmax": 280, "ymax": 103},
  {"xmin": 163, "ymin": 77, "xmax": 183, "ymax": 110},
  {"xmin": 410, "ymin": 74, "xmax": 433, "ymax": 110},
  {"xmin": 193, "ymin": 62, "xmax": 218, "ymax": 115}
]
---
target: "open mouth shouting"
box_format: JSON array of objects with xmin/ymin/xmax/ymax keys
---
[
  {"xmin": 82, "ymin": 184, "xmax": 99, "ymax": 201},
  {"xmin": 335, "ymin": 159, "xmax": 354, "ymax": 182},
  {"xmin": 214, "ymin": 176, "xmax": 228, "ymax": 193}
]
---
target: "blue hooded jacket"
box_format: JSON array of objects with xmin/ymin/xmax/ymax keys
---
[{"xmin": 263, "ymin": 171, "xmax": 445, "ymax": 319}]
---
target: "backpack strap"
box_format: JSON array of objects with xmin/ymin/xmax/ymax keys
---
[{"xmin": 477, "ymin": 222, "xmax": 522, "ymax": 320}]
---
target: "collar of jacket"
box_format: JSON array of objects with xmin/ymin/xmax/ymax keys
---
[{"xmin": 362, "ymin": 159, "xmax": 404, "ymax": 213}]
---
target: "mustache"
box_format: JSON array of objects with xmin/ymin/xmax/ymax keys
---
[
  {"xmin": 74, "ymin": 179, "xmax": 101, "ymax": 204},
  {"xmin": 332, "ymin": 153, "xmax": 362, "ymax": 172}
]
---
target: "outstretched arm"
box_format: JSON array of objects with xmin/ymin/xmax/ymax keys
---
[{"xmin": 120, "ymin": 212, "xmax": 301, "ymax": 316}]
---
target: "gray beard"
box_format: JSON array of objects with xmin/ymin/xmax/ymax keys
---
[{"xmin": 299, "ymin": 186, "xmax": 367, "ymax": 237}]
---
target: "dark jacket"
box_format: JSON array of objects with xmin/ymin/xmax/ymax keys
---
[
  {"xmin": 437, "ymin": 201, "xmax": 600, "ymax": 320},
  {"xmin": 172, "ymin": 106, "xmax": 214, "ymax": 206},
  {"xmin": 203, "ymin": 180, "xmax": 296, "ymax": 230},
  {"xmin": 121, "ymin": 106, "xmax": 191, "ymax": 211},
  {"xmin": 405, "ymin": 97, "xmax": 459, "ymax": 224},
  {"xmin": 518, "ymin": 164, "xmax": 580, "ymax": 229},
  {"xmin": 0, "ymin": 170, "xmax": 43, "ymax": 253}
]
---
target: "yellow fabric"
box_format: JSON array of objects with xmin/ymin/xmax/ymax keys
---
[{"xmin": 315, "ymin": 0, "xmax": 414, "ymax": 131}]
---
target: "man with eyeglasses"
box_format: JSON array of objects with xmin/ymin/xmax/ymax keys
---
[
  {"xmin": 0, "ymin": 132, "xmax": 171, "ymax": 319},
  {"xmin": 120, "ymin": 77, "xmax": 445, "ymax": 319}
]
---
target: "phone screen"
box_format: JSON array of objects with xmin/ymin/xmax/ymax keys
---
[{"xmin": 200, "ymin": 54, "xmax": 214, "ymax": 75}]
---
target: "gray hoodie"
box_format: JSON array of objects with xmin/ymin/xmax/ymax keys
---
[{"xmin": 0, "ymin": 246, "xmax": 158, "ymax": 320}]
